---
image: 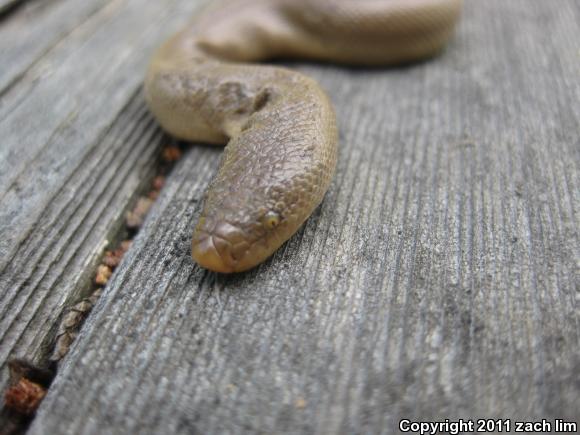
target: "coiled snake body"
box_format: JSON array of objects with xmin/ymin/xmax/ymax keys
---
[{"xmin": 145, "ymin": 0, "xmax": 462, "ymax": 273}]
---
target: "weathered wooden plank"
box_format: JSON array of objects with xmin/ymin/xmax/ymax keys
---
[
  {"xmin": 0, "ymin": 0, "xmax": 207, "ymax": 394},
  {"xmin": 25, "ymin": 1, "xmax": 579, "ymax": 433},
  {"xmin": 0, "ymin": 0, "xmax": 111, "ymax": 94}
]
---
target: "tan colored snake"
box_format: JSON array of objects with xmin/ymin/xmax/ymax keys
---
[{"xmin": 145, "ymin": 0, "xmax": 462, "ymax": 273}]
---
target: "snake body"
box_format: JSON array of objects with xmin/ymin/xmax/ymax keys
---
[{"xmin": 145, "ymin": 0, "xmax": 462, "ymax": 273}]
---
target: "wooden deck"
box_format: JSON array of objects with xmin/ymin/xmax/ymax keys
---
[{"xmin": 0, "ymin": 0, "xmax": 578, "ymax": 433}]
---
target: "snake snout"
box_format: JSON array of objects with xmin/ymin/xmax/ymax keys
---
[{"xmin": 191, "ymin": 222, "xmax": 251, "ymax": 273}]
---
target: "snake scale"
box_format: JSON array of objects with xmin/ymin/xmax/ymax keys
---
[{"xmin": 145, "ymin": 0, "xmax": 462, "ymax": 273}]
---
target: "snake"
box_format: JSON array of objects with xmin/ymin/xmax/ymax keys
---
[{"xmin": 144, "ymin": 0, "xmax": 462, "ymax": 273}]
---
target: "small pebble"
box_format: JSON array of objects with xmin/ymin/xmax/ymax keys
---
[
  {"xmin": 120, "ymin": 240, "xmax": 132, "ymax": 253},
  {"xmin": 152, "ymin": 175, "xmax": 165, "ymax": 191},
  {"xmin": 51, "ymin": 331, "xmax": 77, "ymax": 362},
  {"xmin": 95, "ymin": 265, "xmax": 112, "ymax": 285},
  {"xmin": 4, "ymin": 378, "xmax": 46, "ymax": 415},
  {"xmin": 103, "ymin": 243, "xmax": 129, "ymax": 268},
  {"xmin": 162, "ymin": 146, "xmax": 182, "ymax": 162},
  {"xmin": 126, "ymin": 197, "xmax": 154, "ymax": 229}
]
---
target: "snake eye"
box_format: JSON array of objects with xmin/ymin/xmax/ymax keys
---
[{"xmin": 263, "ymin": 211, "xmax": 281, "ymax": 229}]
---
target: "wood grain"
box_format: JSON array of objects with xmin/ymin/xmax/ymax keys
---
[
  {"xmin": 0, "ymin": 0, "xmax": 206, "ymax": 394},
  {"xmin": 0, "ymin": 0, "xmax": 578, "ymax": 433}
]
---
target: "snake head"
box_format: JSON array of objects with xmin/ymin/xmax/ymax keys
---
[{"xmin": 191, "ymin": 204, "xmax": 290, "ymax": 273}]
